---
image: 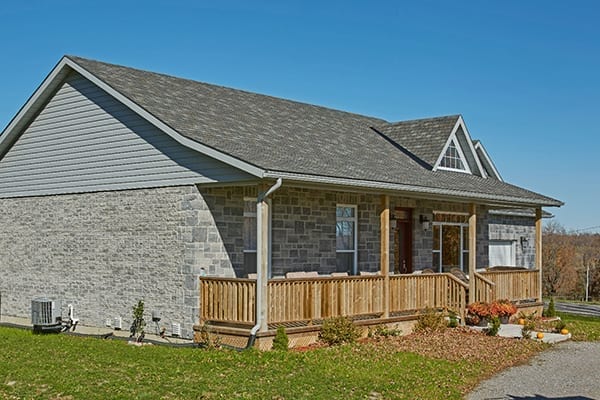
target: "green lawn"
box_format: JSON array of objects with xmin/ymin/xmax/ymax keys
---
[
  {"xmin": 0, "ymin": 327, "xmax": 484, "ymax": 400},
  {"xmin": 558, "ymin": 312, "xmax": 600, "ymax": 341}
]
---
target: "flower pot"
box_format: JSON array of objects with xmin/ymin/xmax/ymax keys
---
[
  {"xmin": 477, "ymin": 317, "xmax": 489, "ymax": 327},
  {"xmin": 500, "ymin": 315, "xmax": 510, "ymax": 324}
]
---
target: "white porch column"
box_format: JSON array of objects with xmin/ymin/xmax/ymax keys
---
[
  {"xmin": 380, "ymin": 194, "xmax": 390, "ymax": 318},
  {"xmin": 468, "ymin": 203, "xmax": 477, "ymax": 299},
  {"xmin": 254, "ymin": 178, "xmax": 281, "ymax": 334},
  {"xmin": 535, "ymin": 207, "xmax": 543, "ymax": 301},
  {"xmin": 256, "ymin": 195, "xmax": 270, "ymax": 333}
]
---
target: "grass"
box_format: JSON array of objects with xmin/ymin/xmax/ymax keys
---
[
  {"xmin": 0, "ymin": 326, "xmax": 546, "ymax": 400},
  {"xmin": 557, "ymin": 312, "xmax": 600, "ymax": 341}
]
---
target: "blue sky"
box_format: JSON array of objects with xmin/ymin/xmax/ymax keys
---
[{"xmin": 1, "ymin": 1, "xmax": 598, "ymax": 232}]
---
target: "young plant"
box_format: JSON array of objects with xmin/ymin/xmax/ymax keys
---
[
  {"xmin": 414, "ymin": 307, "xmax": 446, "ymax": 333},
  {"xmin": 487, "ymin": 316, "xmax": 501, "ymax": 336},
  {"xmin": 197, "ymin": 323, "xmax": 222, "ymax": 349},
  {"xmin": 544, "ymin": 297, "xmax": 556, "ymax": 317},
  {"xmin": 272, "ymin": 326, "xmax": 289, "ymax": 351},
  {"xmin": 319, "ymin": 316, "xmax": 360, "ymax": 345},
  {"xmin": 368, "ymin": 324, "xmax": 402, "ymax": 338},
  {"xmin": 130, "ymin": 300, "xmax": 146, "ymax": 341}
]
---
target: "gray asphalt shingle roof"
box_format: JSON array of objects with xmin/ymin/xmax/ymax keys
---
[
  {"xmin": 377, "ymin": 115, "xmax": 459, "ymax": 167},
  {"xmin": 65, "ymin": 56, "xmax": 562, "ymax": 207}
]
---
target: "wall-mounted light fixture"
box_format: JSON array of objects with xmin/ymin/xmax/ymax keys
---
[
  {"xmin": 520, "ymin": 236, "xmax": 529, "ymax": 249},
  {"xmin": 419, "ymin": 214, "xmax": 430, "ymax": 231}
]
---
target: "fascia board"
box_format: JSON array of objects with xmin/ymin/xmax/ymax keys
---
[
  {"xmin": 263, "ymin": 171, "xmax": 564, "ymax": 208},
  {"xmin": 0, "ymin": 58, "xmax": 72, "ymax": 156},
  {"xmin": 474, "ymin": 141, "xmax": 503, "ymax": 181},
  {"xmin": 454, "ymin": 116, "xmax": 487, "ymax": 176}
]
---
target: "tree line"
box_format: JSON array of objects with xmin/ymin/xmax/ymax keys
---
[{"xmin": 543, "ymin": 221, "xmax": 600, "ymax": 301}]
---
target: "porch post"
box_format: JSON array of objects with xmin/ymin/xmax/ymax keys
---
[
  {"xmin": 535, "ymin": 207, "xmax": 543, "ymax": 301},
  {"xmin": 468, "ymin": 203, "xmax": 477, "ymax": 301},
  {"xmin": 256, "ymin": 190, "xmax": 270, "ymax": 333},
  {"xmin": 380, "ymin": 194, "xmax": 390, "ymax": 318}
]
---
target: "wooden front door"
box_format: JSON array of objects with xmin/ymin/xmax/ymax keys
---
[{"xmin": 394, "ymin": 208, "xmax": 413, "ymax": 274}]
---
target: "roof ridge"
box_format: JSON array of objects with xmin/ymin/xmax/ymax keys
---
[
  {"xmin": 383, "ymin": 114, "xmax": 461, "ymax": 127},
  {"xmin": 65, "ymin": 55, "xmax": 388, "ymax": 125}
]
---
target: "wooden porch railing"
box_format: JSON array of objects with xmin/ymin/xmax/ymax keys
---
[
  {"xmin": 200, "ymin": 273, "xmax": 468, "ymax": 327},
  {"xmin": 200, "ymin": 277, "xmax": 256, "ymax": 325},
  {"xmin": 480, "ymin": 270, "xmax": 541, "ymax": 303},
  {"xmin": 268, "ymin": 276, "xmax": 384, "ymax": 324},
  {"xmin": 389, "ymin": 274, "xmax": 467, "ymax": 319},
  {"xmin": 472, "ymin": 272, "xmax": 496, "ymax": 303}
]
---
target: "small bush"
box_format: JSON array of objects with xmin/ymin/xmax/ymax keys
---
[
  {"xmin": 544, "ymin": 297, "xmax": 556, "ymax": 317},
  {"xmin": 414, "ymin": 307, "xmax": 447, "ymax": 333},
  {"xmin": 272, "ymin": 326, "xmax": 289, "ymax": 351},
  {"xmin": 554, "ymin": 319, "xmax": 567, "ymax": 333},
  {"xmin": 447, "ymin": 310, "xmax": 459, "ymax": 328},
  {"xmin": 487, "ymin": 316, "xmax": 501, "ymax": 336},
  {"xmin": 368, "ymin": 325, "xmax": 402, "ymax": 338},
  {"xmin": 197, "ymin": 323, "xmax": 222, "ymax": 349},
  {"xmin": 521, "ymin": 319, "xmax": 536, "ymax": 339},
  {"xmin": 130, "ymin": 300, "xmax": 146, "ymax": 340},
  {"xmin": 319, "ymin": 316, "xmax": 360, "ymax": 345}
]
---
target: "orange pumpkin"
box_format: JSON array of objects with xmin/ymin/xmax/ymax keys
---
[
  {"xmin": 518, "ymin": 318, "xmax": 526, "ymax": 325},
  {"xmin": 560, "ymin": 328, "xmax": 569, "ymax": 335},
  {"xmin": 536, "ymin": 332, "xmax": 544, "ymax": 339}
]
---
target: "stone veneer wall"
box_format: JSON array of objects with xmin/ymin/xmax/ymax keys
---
[
  {"xmin": 488, "ymin": 213, "xmax": 536, "ymax": 268},
  {"xmin": 0, "ymin": 185, "xmax": 236, "ymax": 339}
]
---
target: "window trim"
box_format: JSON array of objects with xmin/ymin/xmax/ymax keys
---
[
  {"xmin": 432, "ymin": 215, "xmax": 469, "ymax": 273},
  {"xmin": 243, "ymin": 196, "xmax": 257, "ymax": 254},
  {"xmin": 336, "ymin": 204, "xmax": 358, "ymax": 275}
]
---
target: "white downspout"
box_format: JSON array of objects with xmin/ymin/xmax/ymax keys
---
[{"xmin": 251, "ymin": 178, "xmax": 282, "ymax": 337}]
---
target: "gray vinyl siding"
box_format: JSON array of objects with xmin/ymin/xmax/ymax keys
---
[
  {"xmin": 0, "ymin": 72, "xmax": 253, "ymax": 198},
  {"xmin": 455, "ymin": 127, "xmax": 482, "ymax": 177}
]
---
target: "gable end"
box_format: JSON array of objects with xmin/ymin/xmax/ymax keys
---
[{"xmin": 0, "ymin": 72, "xmax": 255, "ymax": 198}]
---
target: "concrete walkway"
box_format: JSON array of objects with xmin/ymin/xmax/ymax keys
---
[{"xmin": 466, "ymin": 341, "xmax": 600, "ymax": 400}]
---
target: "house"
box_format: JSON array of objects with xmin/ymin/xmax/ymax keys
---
[{"xmin": 0, "ymin": 56, "xmax": 562, "ymax": 343}]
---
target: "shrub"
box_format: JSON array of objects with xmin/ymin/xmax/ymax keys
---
[
  {"xmin": 554, "ymin": 319, "xmax": 567, "ymax": 333},
  {"xmin": 414, "ymin": 307, "xmax": 447, "ymax": 333},
  {"xmin": 319, "ymin": 316, "xmax": 360, "ymax": 345},
  {"xmin": 130, "ymin": 300, "xmax": 146, "ymax": 340},
  {"xmin": 447, "ymin": 310, "xmax": 459, "ymax": 328},
  {"xmin": 487, "ymin": 316, "xmax": 501, "ymax": 336},
  {"xmin": 368, "ymin": 324, "xmax": 402, "ymax": 338},
  {"xmin": 272, "ymin": 326, "xmax": 289, "ymax": 351},
  {"xmin": 197, "ymin": 323, "xmax": 222, "ymax": 349},
  {"xmin": 521, "ymin": 319, "xmax": 536, "ymax": 339},
  {"xmin": 544, "ymin": 297, "xmax": 556, "ymax": 317}
]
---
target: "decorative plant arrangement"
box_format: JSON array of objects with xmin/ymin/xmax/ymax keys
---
[
  {"xmin": 466, "ymin": 300, "xmax": 518, "ymax": 326},
  {"xmin": 489, "ymin": 299, "xmax": 518, "ymax": 323}
]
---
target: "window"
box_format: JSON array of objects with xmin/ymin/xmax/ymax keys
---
[
  {"xmin": 243, "ymin": 198, "xmax": 257, "ymax": 275},
  {"xmin": 432, "ymin": 213, "xmax": 469, "ymax": 272},
  {"xmin": 489, "ymin": 240, "xmax": 516, "ymax": 267},
  {"xmin": 336, "ymin": 205, "xmax": 357, "ymax": 274},
  {"xmin": 439, "ymin": 139, "xmax": 466, "ymax": 171}
]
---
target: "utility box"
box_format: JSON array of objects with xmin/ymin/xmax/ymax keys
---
[{"xmin": 31, "ymin": 298, "xmax": 61, "ymax": 332}]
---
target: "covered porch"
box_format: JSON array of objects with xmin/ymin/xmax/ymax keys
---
[{"xmin": 194, "ymin": 187, "xmax": 546, "ymax": 348}]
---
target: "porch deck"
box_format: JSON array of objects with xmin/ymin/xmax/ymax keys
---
[{"xmin": 199, "ymin": 269, "xmax": 541, "ymax": 330}]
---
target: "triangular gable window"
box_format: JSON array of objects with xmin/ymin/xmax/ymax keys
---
[{"xmin": 439, "ymin": 139, "xmax": 466, "ymax": 171}]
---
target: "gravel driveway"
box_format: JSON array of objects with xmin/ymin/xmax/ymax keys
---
[{"xmin": 466, "ymin": 341, "xmax": 600, "ymax": 399}]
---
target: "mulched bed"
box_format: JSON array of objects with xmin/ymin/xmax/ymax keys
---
[{"xmin": 364, "ymin": 327, "xmax": 548, "ymax": 384}]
